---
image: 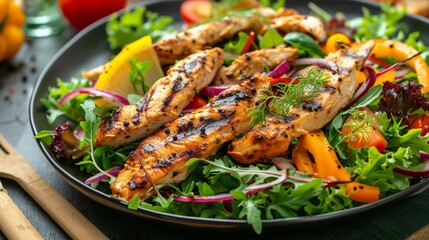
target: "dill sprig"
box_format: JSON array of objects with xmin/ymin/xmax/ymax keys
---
[{"xmin": 249, "ymin": 68, "xmax": 327, "ymax": 125}]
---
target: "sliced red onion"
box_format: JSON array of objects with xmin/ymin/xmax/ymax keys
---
[
  {"xmin": 344, "ymin": 66, "xmax": 376, "ymax": 109},
  {"xmin": 59, "ymin": 87, "xmax": 129, "ymax": 106},
  {"xmin": 200, "ymin": 84, "xmax": 232, "ymax": 98},
  {"xmin": 173, "ymin": 171, "xmax": 288, "ymax": 203},
  {"xmin": 291, "ymin": 58, "xmax": 339, "ymax": 73},
  {"xmin": 84, "ymin": 165, "xmax": 123, "ymax": 185},
  {"xmin": 420, "ymin": 150, "xmax": 429, "ymax": 160},
  {"xmin": 271, "ymin": 157, "xmax": 295, "ymax": 171},
  {"xmin": 173, "ymin": 193, "xmax": 235, "ymax": 203},
  {"xmin": 266, "ymin": 59, "xmax": 291, "ymax": 78},
  {"xmin": 245, "ymin": 171, "xmax": 287, "ymax": 195},
  {"xmin": 394, "ymin": 159, "xmax": 429, "ymax": 177},
  {"xmin": 395, "ymin": 68, "xmax": 412, "ymax": 80},
  {"xmin": 287, "ymin": 68, "xmax": 298, "ymax": 78},
  {"xmin": 377, "ymin": 52, "xmax": 421, "ymax": 78}
]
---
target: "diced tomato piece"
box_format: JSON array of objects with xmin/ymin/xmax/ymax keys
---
[{"xmin": 410, "ymin": 113, "xmax": 429, "ymax": 136}]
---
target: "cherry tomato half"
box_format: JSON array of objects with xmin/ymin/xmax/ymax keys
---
[
  {"xmin": 59, "ymin": 0, "xmax": 127, "ymax": 31},
  {"xmin": 184, "ymin": 96, "xmax": 207, "ymax": 110},
  {"xmin": 410, "ymin": 113, "xmax": 429, "ymax": 136},
  {"xmin": 180, "ymin": 0, "xmax": 212, "ymax": 25},
  {"xmin": 342, "ymin": 108, "xmax": 387, "ymax": 152}
]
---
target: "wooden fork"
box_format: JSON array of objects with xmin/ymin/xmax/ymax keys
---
[
  {"xmin": 0, "ymin": 133, "xmax": 108, "ymax": 240},
  {"xmin": 0, "ymin": 180, "xmax": 43, "ymax": 240}
]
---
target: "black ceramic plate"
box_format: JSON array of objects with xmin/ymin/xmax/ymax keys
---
[{"xmin": 30, "ymin": 0, "xmax": 429, "ymax": 230}]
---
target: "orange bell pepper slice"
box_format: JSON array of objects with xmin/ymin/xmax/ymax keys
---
[
  {"xmin": 371, "ymin": 39, "xmax": 429, "ymax": 92},
  {"xmin": 291, "ymin": 140, "xmax": 316, "ymax": 175},
  {"xmin": 295, "ymin": 130, "xmax": 351, "ymax": 181},
  {"xmin": 345, "ymin": 182, "xmax": 380, "ymax": 203},
  {"xmin": 292, "ymin": 130, "xmax": 380, "ymax": 203}
]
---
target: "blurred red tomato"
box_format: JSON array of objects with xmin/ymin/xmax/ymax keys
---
[
  {"xmin": 59, "ymin": 0, "xmax": 127, "ymax": 30},
  {"xmin": 180, "ymin": 0, "xmax": 212, "ymax": 24}
]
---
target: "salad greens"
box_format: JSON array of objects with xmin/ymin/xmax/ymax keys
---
[
  {"xmin": 35, "ymin": 1, "xmax": 429, "ymax": 235},
  {"xmin": 40, "ymin": 77, "xmax": 91, "ymax": 124},
  {"xmin": 283, "ymin": 32, "xmax": 325, "ymax": 57},
  {"xmin": 350, "ymin": 3, "xmax": 429, "ymax": 62},
  {"xmin": 106, "ymin": 6, "xmax": 176, "ymax": 51}
]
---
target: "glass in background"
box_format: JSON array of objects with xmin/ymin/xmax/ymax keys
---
[{"xmin": 23, "ymin": 0, "xmax": 65, "ymax": 37}]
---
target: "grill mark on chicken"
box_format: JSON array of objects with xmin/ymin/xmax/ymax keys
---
[
  {"xmin": 154, "ymin": 16, "xmax": 262, "ymax": 66},
  {"xmin": 213, "ymin": 46, "xmax": 298, "ymax": 85},
  {"xmin": 94, "ymin": 48, "xmax": 224, "ymax": 149},
  {"xmin": 228, "ymin": 41, "xmax": 375, "ymax": 164},
  {"xmin": 110, "ymin": 76, "xmax": 271, "ymax": 201}
]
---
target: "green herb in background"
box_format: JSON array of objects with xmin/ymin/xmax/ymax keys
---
[
  {"xmin": 352, "ymin": 4, "xmax": 407, "ymax": 41},
  {"xmin": 260, "ymin": 0, "xmax": 287, "ymax": 10},
  {"xmin": 106, "ymin": 6, "xmax": 176, "ymax": 51}
]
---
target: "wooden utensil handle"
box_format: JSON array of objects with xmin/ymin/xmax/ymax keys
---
[
  {"xmin": 17, "ymin": 166, "xmax": 109, "ymax": 240},
  {"xmin": 0, "ymin": 188, "xmax": 43, "ymax": 240}
]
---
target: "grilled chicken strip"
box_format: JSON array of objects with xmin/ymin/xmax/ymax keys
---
[
  {"xmin": 270, "ymin": 15, "xmax": 326, "ymax": 41},
  {"xmin": 110, "ymin": 76, "xmax": 271, "ymax": 201},
  {"xmin": 228, "ymin": 41, "xmax": 375, "ymax": 164},
  {"xmin": 212, "ymin": 46, "xmax": 298, "ymax": 85},
  {"xmin": 94, "ymin": 48, "xmax": 224, "ymax": 149},
  {"xmin": 154, "ymin": 16, "xmax": 263, "ymax": 66}
]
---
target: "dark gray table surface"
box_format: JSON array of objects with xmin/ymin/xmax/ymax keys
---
[{"xmin": 1, "ymin": 13, "xmax": 429, "ymax": 240}]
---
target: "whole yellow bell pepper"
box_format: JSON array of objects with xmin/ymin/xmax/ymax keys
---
[{"xmin": 0, "ymin": 0, "xmax": 25, "ymax": 62}]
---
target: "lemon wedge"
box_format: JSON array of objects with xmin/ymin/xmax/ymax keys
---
[{"xmin": 94, "ymin": 35, "xmax": 164, "ymax": 106}]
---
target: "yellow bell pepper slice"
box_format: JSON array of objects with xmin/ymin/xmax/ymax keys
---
[{"xmin": 371, "ymin": 39, "xmax": 429, "ymax": 92}]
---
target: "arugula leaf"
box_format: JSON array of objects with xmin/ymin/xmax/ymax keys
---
[
  {"xmin": 266, "ymin": 180, "xmax": 319, "ymax": 218},
  {"xmin": 128, "ymin": 195, "xmax": 141, "ymax": 210},
  {"xmin": 259, "ymin": 28, "xmax": 284, "ymax": 49},
  {"xmin": 304, "ymin": 185, "xmax": 353, "ymax": 215},
  {"xmin": 33, "ymin": 130, "xmax": 53, "ymax": 145},
  {"xmin": 239, "ymin": 198, "xmax": 263, "ymax": 234},
  {"xmin": 79, "ymin": 100, "xmax": 118, "ymax": 179},
  {"xmin": 106, "ymin": 6, "xmax": 176, "ymax": 51},
  {"xmin": 283, "ymin": 32, "xmax": 325, "ymax": 57}
]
